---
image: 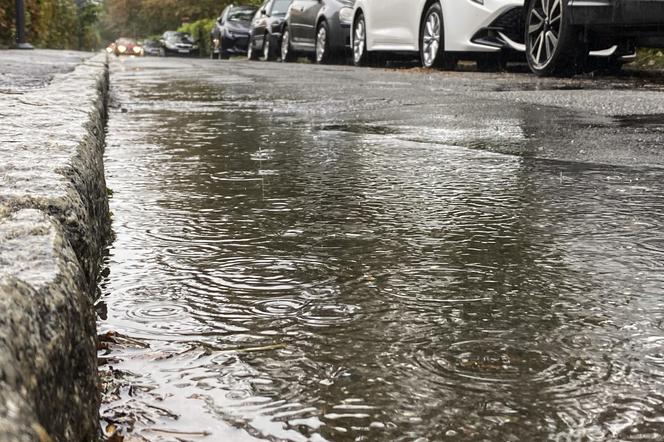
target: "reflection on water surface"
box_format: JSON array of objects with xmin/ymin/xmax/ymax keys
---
[{"xmin": 101, "ymin": 63, "xmax": 664, "ymax": 441}]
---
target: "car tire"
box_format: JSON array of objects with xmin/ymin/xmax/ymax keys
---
[
  {"xmin": 315, "ymin": 21, "xmax": 332, "ymax": 64},
  {"xmin": 281, "ymin": 27, "xmax": 296, "ymax": 62},
  {"xmin": 247, "ymin": 38, "xmax": 259, "ymax": 60},
  {"xmin": 525, "ymin": 0, "xmax": 584, "ymax": 76},
  {"xmin": 420, "ymin": 3, "xmax": 450, "ymax": 69},
  {"xmin": 261, "ymin": 34, "xmax": 273, "ymax": 61},
  {"xmin": 352, "ymin": 13, "xmax": 370, "ymax": 67}
]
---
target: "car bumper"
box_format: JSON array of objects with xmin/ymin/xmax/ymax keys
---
[
  {"xmin": 329, "ymin": 15, "xmax": 352, "ymax": 50},
  {"xmin": 443, "ymin": 0, "xmax": 525, "ymax": 52},
  {"xmin": 220, "ymin": 35, "xmax": 250, "ymax": 54},
  {"xmin": 164, "ymin": 47, "xmax": 199, "ymax": 56},
  {"xmin": 569, "ymin": 0, "xmax": 664, "ymax": 26}
]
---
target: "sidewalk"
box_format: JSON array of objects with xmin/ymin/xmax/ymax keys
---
[{"xmin": 0, "ymin": 49, "xmax": 95, "ymax": 93}]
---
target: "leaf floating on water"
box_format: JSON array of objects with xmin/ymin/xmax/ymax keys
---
[
  {"xmin": 99, "ymin": 330, "xmax": 150, "ymax": 348},
  {"xmin": 146, "ymin": 428, "xmax": 212, "ymax": 437},
  {"xmin": 181, "ymin": 342, "xmax": 287, "ymax": 354},
  {"xmin": 220, "ymin": 343, "xmax": 287, "ymax": 354},
  {"xmin": 105, "ymin": 423, "xmax": 124, "ymax": 442},
  {"xmin": 31, "ymin": 424, "xmax": 53, "ymax": 442}
]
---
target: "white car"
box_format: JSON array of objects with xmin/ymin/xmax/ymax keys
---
[{"xmin": 351, "ymin": 0, "xmax": 524, "ymax": 69}]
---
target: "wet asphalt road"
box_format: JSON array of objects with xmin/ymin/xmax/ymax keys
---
[
  {"xmin": 111, "ymin": 55, "xmax": 664, "ymax": 168},
  {"xmin": 101, "ymin": 55, "xmax": 664, "ymax": 441}
]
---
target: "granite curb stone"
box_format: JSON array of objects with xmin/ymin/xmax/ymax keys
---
[{"xmin": 0, "ymin": 52, "xmax": 110, "ymax": 441}]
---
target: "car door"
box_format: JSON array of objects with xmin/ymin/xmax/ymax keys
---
[
  {"xmin": 289, "ymin": 0, "xmax": 320, "ymax": 47},
  {"xmin": 298, "ymin": 0, "xmax": 322, "ymax": 47},
  {"xmin": 368, "ymin": 0, "xmax": 423, "ymax": 49}
]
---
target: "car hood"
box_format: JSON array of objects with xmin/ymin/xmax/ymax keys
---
[{"xmin": 226, "ymin": 21, "xmax": 251, "ymax": 33}]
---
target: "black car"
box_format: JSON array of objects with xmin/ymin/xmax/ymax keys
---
[
  {"xmin": 211, "ymin": 5, "xmax": 257, "ymax": 59},
  {"xmin": 280, "ymin": 0, "xmax": 353, "ymax": 64},
  {"xmin": 160, "ymin": 32, "xmax": 199, "ymax": 57},
  {"xmin": 142, "ymin": 39, "xmax": 161, "ymax": 56},
  {"xmin": 525, "ymin": 0, "xmax": 664, "ymax": 76},
  {"xmin": 247, "ymin": 0, "xmax": 293, "ymax": 61}
]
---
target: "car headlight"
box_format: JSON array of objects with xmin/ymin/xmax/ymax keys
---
[
  {"xmin": 106, "ymin": 47, "xmax": 113, "ymax": 53},
  {"xmin": 117, "ymin": 45, "xmax": 127, "ymax": 53},
  {"xmin": 132, "ymin": 46, "xmax": 141, "ymax": 53},
  {"xmin": 339, "ymin": 7, "xmax": 353, "ymax": 25}
]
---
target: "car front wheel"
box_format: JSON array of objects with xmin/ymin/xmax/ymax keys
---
[
  {"xmin": 525, "ymin": 0, "xmax": 583, "ymax": 76},
  {"xmin": 261, "ymin": 35, "xmax": 273, "ymax": 61},
  {"xmin": 420, "ymin": 3, "xmax": 451, "ymax": 69},
  {"xmin": 352, "ymin": 13, "xmax": 369, "ymax": 66},
  {"xmin": 315, "ymin": 22, "xmax": 331, "ymax": 64},
  {"xmin": 281, "ymin": 27, "xmax": 295, "ymax": 62},
  {"xmin": 247, "ymin": 38, "xmax": 258, "ymax": 60}
]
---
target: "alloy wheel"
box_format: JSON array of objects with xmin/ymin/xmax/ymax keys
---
[
  {"xmin": 527, "ymin": 0, "xmax": 562, "ymax": 69},
  {"xmin": 281, "ymin": 29, "xmax": 290, "ymax": 62},
  {"xmin": 316, "ymin": 26, "xmax": 327, "ymax": 64},
  {"xmin": 353, "ymin": 16, "xmax": 365, "ymax": 65},
  {"xmin": 422, "ymin": 10, "xmax": 441, "ymax": 68},
  {"xmin": 262, "ymin": 38, "xmax": 270, "ymax": 61}
]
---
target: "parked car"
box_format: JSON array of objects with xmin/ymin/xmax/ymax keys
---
[
  {"xmin": 211, "ymin": 5, "xmax": 257, "ymax": 59},
  {"xmin": 113, "ymin": 38, "xmax": 143, "ymax": 57},
  {"xmin": 160, "ymin": 32, "xmax": 199, "ymax": 57},
  {"xmin": 524, "ymin": 0, "xmax": 664, "ymax": 76},
  {"xmin": 350, "ymin": 0, "xmax": 525, "ymax": 69},
  {"xmin": 280, "ymin": 0, "xmax": 353, "ymax": 64},
  {"xmin": 247, "ymin": 0, "xmax": 293, "ymax": 61},
  {"xmin": 142, "ymin": 39, "xmax": 162, "ymax": 56}
]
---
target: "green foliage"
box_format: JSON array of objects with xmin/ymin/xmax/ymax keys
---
[
  {"xmin": 631, "ymin": 48, "xmax": 664, "ymax": 70},
  {"xmin": 177, "ymin": 18, "xmax": 215, "ymax": 57},
  {"xmin": 0, "ymin": 0, "xmax": 100, "ymax": 49},
  {"xmin": 100, "ymin": 0, "xmax": 268, "ymax": 45}
]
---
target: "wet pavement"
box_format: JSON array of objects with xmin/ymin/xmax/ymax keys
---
[
  {"xmin": 0, "ymin": 49, "xmax": 94, "ymax": 93},
  {"xmin": 100, "ymin": 55, "xmax": 664, "ymax": 441}
]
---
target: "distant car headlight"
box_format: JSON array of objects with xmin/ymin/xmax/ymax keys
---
[
  {"xmin": 106, "ymin": 47, "xmax": 113, "ymax": 53},
  {"xmin": 117, "ymin": 45, "xmax": 127, "ymax": 53},
  {"xmin": 192, "ymin": 45, "xmax": 199, "ymax": 49},
  {"xmin": 132, "ymin": 46, "xmax": 141, "ymax": 53},
  {"xmin": 339, "ymin": 7, "xmax": 353, "ymax": 25}
]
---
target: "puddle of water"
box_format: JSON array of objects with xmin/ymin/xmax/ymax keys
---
[{"xmin": 100, "ymin": 62, "xmax": 664, "ymax": 441}]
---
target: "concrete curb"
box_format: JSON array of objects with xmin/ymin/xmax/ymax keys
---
[{"xmin": 0, "ymin": 53, "xmax": 110, "ymax": 441}]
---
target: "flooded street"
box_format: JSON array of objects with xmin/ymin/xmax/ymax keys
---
[{"xmin": 100, "ymin": 56, "xmax": 664, "ymax": 441}]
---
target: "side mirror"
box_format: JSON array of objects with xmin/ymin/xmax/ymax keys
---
[{"xmin": 261, "ymin": 9, "xmax": 267, "ymax": 15}]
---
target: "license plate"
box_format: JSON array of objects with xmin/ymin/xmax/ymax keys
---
[{"xmin": 178, "ymin": 49, "xmax": 189, "ymax": 54}]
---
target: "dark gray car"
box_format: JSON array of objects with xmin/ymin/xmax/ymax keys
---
[
  {"xmin": 247, "ymin": 0, "xmax": 293, "ymax": 61},
  {"xmin": 280, "ymin": 0, "xmax": 354, "ymax": 64}
]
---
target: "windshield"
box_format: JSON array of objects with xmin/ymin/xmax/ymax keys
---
[
  {"xmin": 116, "ymin": 38, "xmax": 136, "ymax": 45},
  {"xmin": 167, "ymin": 33, "xmax": 193, "ymax": 44},
  {"xmin": 228, "ymin": 8, "xmax": 256, "ymax": 22},
  {"xmin": 271, "ymin": 0, "xmax": 291, "ymax": 15}
]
